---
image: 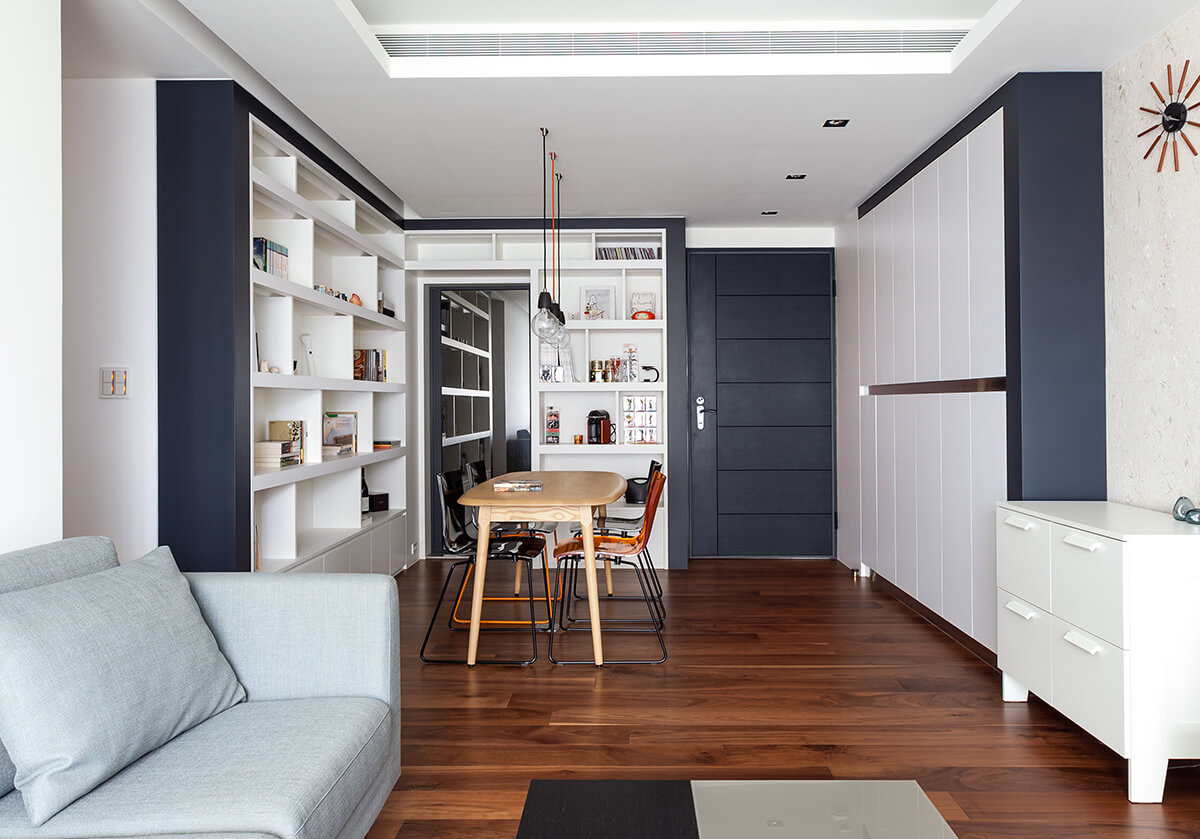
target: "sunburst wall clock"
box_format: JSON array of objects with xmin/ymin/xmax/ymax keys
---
[{"xmin": 1140, "ymin": 60, "xmax": 1200, "ymax": 172}]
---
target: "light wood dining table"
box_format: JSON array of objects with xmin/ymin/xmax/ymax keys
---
[{"xmin": 458, "ymin": 470, "xmax": 626, "ymax": 666}]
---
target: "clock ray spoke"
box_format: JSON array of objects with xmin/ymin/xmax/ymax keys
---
[
  {"xmin": 1139, "ymin": 124, "xmax": 1162, "ymax": 137},
  {"xmin": 1173, "ymin": 135, "xmax": 1180, "ymax": 171},
  {"xmin": 1169, "ymin": 64, "xmax": 1175, "ymax": 97},
  {"xmin": 1180, "ymin": 61, "xmax": 1191, "ymax": 97},
  {"xmin": 1141, "ymin": 106, "xmax": 1165, "ymax": 116},
  {"xmin": 1189, "ymin": 120, "xmax": 1200, "ymax": 128},
  {"xmin": 1159, "ymin": 135, "xmax": 1170, "ymax": 172},
  {"xmin": 1186, "ymin": 74, "xmax": 1200, "ymax": 105},
  {"xmin": 1152, "ymin": 81, "xmax": 1168, "ymax": 104},
  {"xmin": 1182, "ymin": 129, "xmax": 1197, "ymax": 156},
  {"xmin": 1145, "ymin": 131, "xmax": 1165, "ymax": 160}
]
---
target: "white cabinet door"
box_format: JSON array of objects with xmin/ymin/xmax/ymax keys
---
[
  {"xmin": 859, "ymin": 396, "xmax": 878, "ymax": 570},
  {"xmin": 968, "ymin": 110, "xmax": 1006, "ymax": 378},
  {"xmin": 937, "ymin": 138, "xmax": 970, "ymax": 380},
  {"xmin": 875, "ymin": 396, "xmax": 897, "ymax": 582},
  {"xmin": 325, "ymin": 543, "xmax": 351, "ymax": 573},
  {"xmin": 970, "ymin": 391, "xmax": 1006, "ymax": 650},
  {"xmin": 912, "ymin": 163, "xmax": 941, "ymax": 382},
  {"xmin": 388, "ymin": 514, "xmax": 408, "ymax": 576},
  {"xmin": 892, "ymin": 183, "xmax": 916, "ymax": 385},
  {"xmin": 915, "ymin": 394, "xmax": 943, "ymax": 611},
  {"xmin": 349, "ymin": 532, "xmax": 372, "ymax": 574},
  {"xmin": 894, "ymin": 395, "xmax": 918, "ymax": 597},
  {"xmin": 858, "ymin": 215, "xmax": 877, "ymax": 385},
  {"xmin": 873, "ymin": 199, "xmax": 895, "ymax": 385},
  {"xmin": 371, "ymin": 523, "xmax": 391, "ymax": 575},
  {"xmin": 940, "ymin": 393, "xmax": 972, "ymax": 634}
]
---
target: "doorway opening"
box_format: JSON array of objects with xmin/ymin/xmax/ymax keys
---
[{"xmin": 427, "ymin": 284, "xmax": 531, "ymax": 555}]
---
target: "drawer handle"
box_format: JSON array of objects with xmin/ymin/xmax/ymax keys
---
[
  {"xmin": 1004, "ymin": 600, "xmax": 1036, "ymax": 621},
  {"xmin": 1003, "ymin": 515, "xmax": 1034, "ymax": 532},
  {"xmin": 1063, "ymin": 630, "xmax": 1103, "ymax": 656},
  {"xmin": 1061, "ymin": 532, "xmax": 1102, "ymax": 552}
]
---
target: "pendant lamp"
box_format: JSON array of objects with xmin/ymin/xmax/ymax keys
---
[{"xmin": 531, "ymin": 128, "xmax": 564, "ymax": 341}]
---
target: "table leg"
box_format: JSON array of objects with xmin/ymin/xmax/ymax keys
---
[
  {"xmin": 466, "ymin": 506, "xmax": 492, "ymax": 667},
  {"xmin": 597, "ymin": 504, "xmax": 614, "ymax": 595},
  {"xmin": 579, "ymin": 505, "xmax": 604, "ymax": 666}
]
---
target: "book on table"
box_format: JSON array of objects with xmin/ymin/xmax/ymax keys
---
[{"xmin": 493, "ymin": 479, "xmax": 543, "ymax": 492}]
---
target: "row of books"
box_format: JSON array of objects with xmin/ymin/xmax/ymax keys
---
[
  {"xmin": 595, "ymin": 246, "xmax": 661, "ymax": 260},
  {"xmin": 253, "ymin": 237, "xmax": 289, "ymax": 279},
  {"xmin": 353, "ymin": 349, "xmax": 388, "ymax": 383}
]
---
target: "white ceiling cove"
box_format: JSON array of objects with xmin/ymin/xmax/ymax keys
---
[{"xmin": 67, "ymin": 0, "xmax": 1200, "ymax": 226}]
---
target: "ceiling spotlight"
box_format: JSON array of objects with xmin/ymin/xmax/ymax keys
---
[
  {"xmin": 785, "ymin": 173, "xmax": 807, "ymax": 180},
  {"xmin": 823, "ymin": 118, "xmax": 850, "ymax": 128},
  {"xmin": 761, "ymin": 210, "xmax": 778, "ymax": 215}
]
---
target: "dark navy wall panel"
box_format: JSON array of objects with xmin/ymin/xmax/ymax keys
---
[{"xmin": 157, "ymin": 81, "xmax": 250, "ymax": 572}]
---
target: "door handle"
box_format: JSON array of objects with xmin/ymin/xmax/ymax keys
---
[
  {"xmin": 1003, "ymin": 515, "xmax": 1034, "ymax": 532},
  {"xmin": 1061, "ymin": 532, "xmax": 1102, "ymax": 552},
  {"xmin": 695, "ymin": 396, "xmax": 716, "ymax": 430},
  {"xmin": 1062, "ymin": 630, "xmax": 1103, "ymax": 656},
  {"xmin": 1004, "ymin": 600, "xmax": 1036, "ymax": 621}
]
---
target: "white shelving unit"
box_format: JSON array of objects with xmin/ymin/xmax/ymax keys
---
[
  {"xmin": 407, "ymin": 227, "xmax": 669, "ymax": 566},
  {"xmin": 250, "ymin": 118, "xmax": 409, "ymax": 574}
]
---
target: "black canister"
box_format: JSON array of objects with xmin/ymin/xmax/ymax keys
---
[{"xmin": 587, "ymin": 410, "xmax": 612, "ymax": 444}]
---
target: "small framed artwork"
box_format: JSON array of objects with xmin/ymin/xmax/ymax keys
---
[{"xmin": 581, "ymin": 286, "xmax": 616, "ymax": 320}]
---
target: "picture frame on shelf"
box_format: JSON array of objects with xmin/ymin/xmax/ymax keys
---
[{"xmin": 581, "ymin": 285, "xmax": 616, "ymax": 320}]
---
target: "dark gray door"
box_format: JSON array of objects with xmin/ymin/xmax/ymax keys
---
[{"xmin": 688, "ymin": 251, "xmax": 835, "ymax": 557}]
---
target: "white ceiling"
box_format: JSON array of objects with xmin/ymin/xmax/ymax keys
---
[{"xmin": 64, "ymin": 0, "xmax": 1200, "ymax": 227}]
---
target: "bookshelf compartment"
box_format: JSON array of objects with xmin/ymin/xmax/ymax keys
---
[
  {"xmin": 364, "ymin": 456, "xmax": 407, "ymax": 512},
  {"xmin": 254, "ymin": 217, "xmax": 314, "ymax": 289},
  {"xmin": 255, "ymin": 483, "xmax": 298, "ymax": 570},
  {"xmin": 405, "ymin": 233, "xmax": 493, "ymax": 262},
  {"xmin": 295, "ymin": 312, "xmax": 353, "ymax": 380},
  {"xmin": 321, "ymin": 390, "xmax": 373, "ymax": 455},
  {"xmin": 254, "ymin": 294, "xmax": 294, "ymax": 376},
  {"xmin": 595, "ymin": 232, "xmax": 664, "ymax": 261},
  {"xmin": 254, "ymin": 155, "xmax": 297, "ymax": 191},
  {"xmin": 496, "ymin": 232, "xmax": 591, "ymax": 262}
]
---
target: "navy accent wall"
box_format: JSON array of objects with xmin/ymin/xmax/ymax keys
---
[
  {"xmin": 157, "ymin": 81, "xmax": 252, "ymax": 571},
  {"xmin": 859, "ymin": 72, "xmax": 1106, "ymax": 503}
]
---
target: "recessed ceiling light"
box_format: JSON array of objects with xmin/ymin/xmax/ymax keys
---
[
  {"xmin": 785, "ymin": 173, "xmax": 807, "ymax": 180},
  {"xmin": 823, "ymin": 118, "xmax": 850, "ymax": 128},
  {"xmin": 761, "ymin": 210, "xmax": 778, "ymax": 215}
]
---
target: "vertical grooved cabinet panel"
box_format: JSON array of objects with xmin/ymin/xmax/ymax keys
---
[
  {"xmin": 938, "ymin": 138, "xmax": 971, "ymax": 380},
  {"xmin": 913, "ymin": 164, "xmax": 941, "ymax": 381},
  {"xmin": 968, "ymin": 110, "xmax": 1006, "ymax": 378},
  {"xmin": 970, "ymin": 391, "xmax": 1007, "ymax": 650},
  {"xmin": 915, "ymin": 394, "xmax": 943, "ymax": 611},
  {"xmin": 894, "ymin": 395, "xmax": 918, "ymax": 596},
  {"xmin": 835, "ymin": 217, "xmax": 862, "ymax": 568},
  {"xmin": 859, "ymin": 395, "xmax": 878, "ymax": 570},
  {"xmin": 874, "ymin": 199, "xmax": 895, "ymax": 385},
  {"xmin": 941, "ymin": 393, "xmax": 973, "ymax": 635},
  {"xmin": 875, "ymin": 396, "xmax": 897, "ymax": 582},
  {"xmin": 892, "ymin": 183, "xmax": 917, "ymax": 385},
  {"xmin": 858, "ymin": 216, "xmax": 876, "ymax": 386}
]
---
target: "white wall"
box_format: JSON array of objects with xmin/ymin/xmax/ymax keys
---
[
  {"xmin": 685, "ymin": 226, "xmax": 834, "ymax": 248},
  {"xmin": 61, "ymin": 80, "xmax": 159, "ymax": 562},
  {"xmin": 835, "ymin": 111, "xmax": 1007, "ymax": 651},
  {"xmin": 1104, "ymin": 6, "xmax": 1200, "ymax": 511},
  {"xmin": 0, "ymin": 3, "xmax": 63, "ymax": 552}
]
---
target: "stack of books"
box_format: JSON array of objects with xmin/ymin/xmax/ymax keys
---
[
  {"xmin": 252, "ymin": 237, "xmax": 289, "ymax": 279},
  {"xmin": 256, "ymin": 439, "xmax": 301, "ymax": 469},
  {"xmin": 322, "ymin": 444, "xmax": 353, "ymax": 458},
  {"xmin": 373, "ymin": 439, "xmax": 402, "ymax": 451},
  {"xmin": 267, "ymin": 420, "xmax": 305, "ymax": 463}
]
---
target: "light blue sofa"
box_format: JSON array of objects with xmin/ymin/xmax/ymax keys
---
[{"xmin": 0, "ymin": 537, "xmax": 401, "ymax": 839}]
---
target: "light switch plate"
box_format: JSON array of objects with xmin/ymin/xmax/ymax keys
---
[{"xmin": 100, "ymin": 367, "xmax": 129, "ymax": 398}]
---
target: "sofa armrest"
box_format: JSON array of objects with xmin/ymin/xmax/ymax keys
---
[{"xmin": 184, "ymin": 573, "xmax": 400, "ymax": 713}]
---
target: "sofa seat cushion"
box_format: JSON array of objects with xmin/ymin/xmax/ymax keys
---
[{"xmin": 0, "ymin": 697, "xmax": 390, "ymax": 839}]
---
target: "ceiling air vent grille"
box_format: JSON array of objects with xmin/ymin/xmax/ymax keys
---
[{"xmin": 376, "ymin": 29, "xmax": 970, "ymax": 59}]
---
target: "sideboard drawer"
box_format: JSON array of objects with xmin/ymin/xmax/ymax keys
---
[
  {"xmin": 996, "ymin": 589, "xmax": 1053, "ymax": 702},
  {"xmin": 1051, "ymin": 617, "xmax": 1129, "ymax": 757},
  {"xmin": 996, "ymin": 508, "xmax": 1052, "ymax": 609},
  {"xmin": 1050, "ymin": 525, "xmax": 1126, "ymax": 649}
]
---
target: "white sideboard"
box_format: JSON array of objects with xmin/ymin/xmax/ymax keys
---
[{"xmin": 996, "ymin": 500, "xmax": 1200, "ymax": 802}]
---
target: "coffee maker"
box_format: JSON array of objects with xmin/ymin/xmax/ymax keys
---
[{"xmin": 587, "ymin": 410, "xmax": 613, "ymax": 444}]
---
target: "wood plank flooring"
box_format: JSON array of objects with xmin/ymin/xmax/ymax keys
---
[{"xmin": 369, "ymin": 558, "xmax": 1200, "ymax": 838}]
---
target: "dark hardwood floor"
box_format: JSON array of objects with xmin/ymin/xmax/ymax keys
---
[{"xmin": 369, "ymin": 558, "xmax": 1200, "ymax": 838}]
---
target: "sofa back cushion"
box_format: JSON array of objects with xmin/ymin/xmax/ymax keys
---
[
  {"xmin": 0, "ymin": 545, "xmax": 245, "ymax": 825},
  {"xmin": 0, "ymin": 536, "xmax": 120, "ymax": 798}
]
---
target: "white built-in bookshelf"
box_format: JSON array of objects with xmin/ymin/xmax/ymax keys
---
[
  {"xmin": 249, "ymin": 118, "xmax": 409, "ymax": 574},
  {"xmin": 405, "ymin": 227, "xmax": 669, "ymax": 566}
]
